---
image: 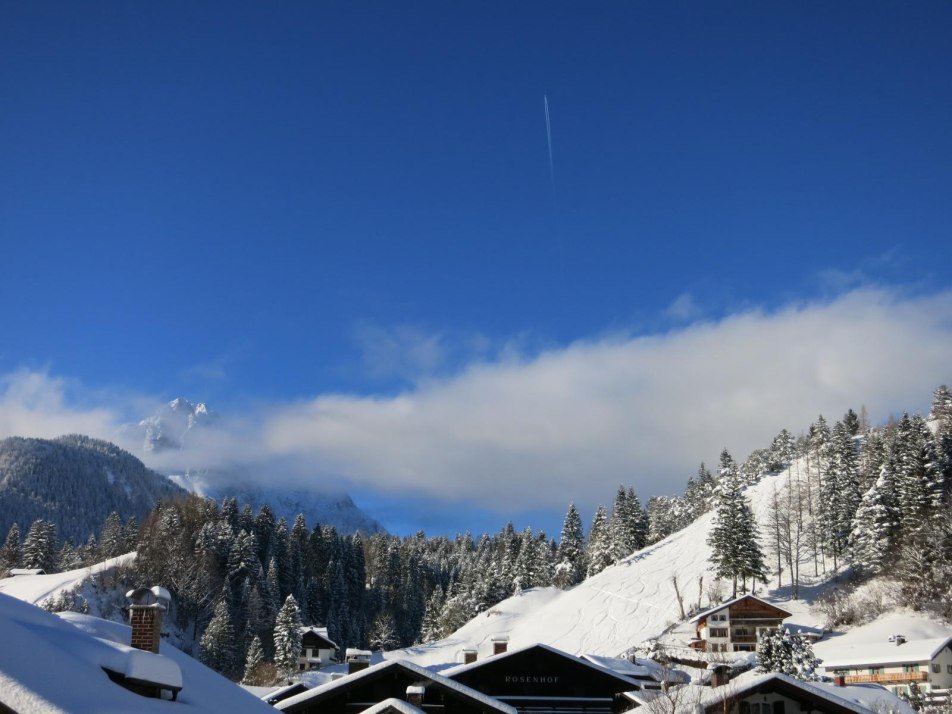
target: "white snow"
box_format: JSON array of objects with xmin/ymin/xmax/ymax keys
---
[
  {"xmin": 814, "ymin": 611, "xmax": 952, "ymax": 670},
  {"xmin": 0, "ymin": 592, "xmax": 273, "ymax": 713},
  {"xmin": 387, "ymin": 462, "xmax": 820, "ymax": 668},
  {"xmin": 0, "ymin": 552, "xmax": 135, "ymax": 605},
  {"xmin": 359, "ymin": 697, "xmax": 427, "ymax": 714}
]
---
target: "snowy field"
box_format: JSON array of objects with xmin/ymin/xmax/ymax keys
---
[
  {"xmin": 387, "ymin": 458, "xmax": 831, "ymax": 667},
  {"xmin": 0, "ymin": 553, "xmax": 134, "ymax": 606}
]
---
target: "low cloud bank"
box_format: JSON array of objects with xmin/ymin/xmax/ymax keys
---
[{"xmin": 2, "ymin": 287, "xmax": 951, "ymax": 515}]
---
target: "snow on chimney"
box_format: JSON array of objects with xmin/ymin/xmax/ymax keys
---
[
  {"xmin": 461, "ymin": 648, "xmax": 478, "ymax": 664},
  {"xmin": 126, "ymin": 586, "xmax": 170, "ymax": 654},
  {"xmin": 708, "ymin": 663, "xmax": 730, "ymax": 688},
  {"xmin": 492, "ymin": 634, "xmax": 509, "ymax": 656},
  {"xmin": 406, "ymin": 685, "xmax": 425, "ymax": 706}
]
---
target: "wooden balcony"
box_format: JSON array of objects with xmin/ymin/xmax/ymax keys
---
[
  {"xmin": 844, "ymin": 672, "xmax": 928, "ymax": 685},
  {"xmin": 731, "ymin": 635, "xmax": 758, "ymax": 643}
]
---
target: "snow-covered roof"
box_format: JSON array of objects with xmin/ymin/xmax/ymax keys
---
[
  {"xmin": 580, "ymin": 653, "xmax": 690, "ymax": 684},
  {"xmin": 9, "ymin": 569, "xmax": 46, "ymax": 576},
  {"xmin": 442, "ymin": 641, "xmax": 642, "ymax": 689},
  {"xmin": 0, "ymin": 592, "xmax": 273, "ymax": 713},
  {"xmin": 688, "ymin": 594, "xmax": 791, "ymax": 624},
  {"xmin": 276, "ymin": 657, "xmax": 516, "ymax": 713},
  {"xmin": 300, "ymin": 625, "xmax": 337, "ymax": 647},
  {"xmin": 674, "ymin": 671, "xmax": 914, "ymax": 714},
  {"xmin": 359, "ymin": 697, "xmax": 427, "ymax": 714},
  {"xmin": 815, "ymin": 612, "xmax": 952, "ymax": 670}
]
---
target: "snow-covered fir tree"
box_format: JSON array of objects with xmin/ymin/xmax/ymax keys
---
[
  {"xmin": 242, "ymin": 635, "xmax": 265, "ymax": 683},
  {"xmin": 757, "ymin": 626, "xmax": 820, "ymax": 681},
  {"xmin": 200, "ymin": 597, "xmax": 239, "ymax": 680},
  {"xmin": 586, "ymin": 506, "xmax": 613, "ymax": 577},
  {"xmin": 0, "ymin": 523, "xmax": 20, "ymax": 572},
  {"xmin": 21, "ymin": 519, "xmax": 56, "ymax": 571},
  {"xmin": 273, "ymin": 594, "xmax": 303, "ymax": 682}
]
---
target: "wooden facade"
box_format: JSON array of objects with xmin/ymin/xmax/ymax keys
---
[
  {"xmin": 690, "ymin": 596, "xmax": 791, "ymax": 653},
  {"xmin": 447, "ymin": 644, "xmax": 640, "ymax": 713}
]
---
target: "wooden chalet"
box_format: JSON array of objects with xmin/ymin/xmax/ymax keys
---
[
  {"xmin": 688, "ymin": 595, "xmax": 791, "ymax": 653},
  {"xmin": 274, "ymin": 659, "xmax": 515, "ymax": 714},
  {"xmin": 445, "ymin": 643, "xmax": 642, "ymax": 713},
  {"xmin": 299, "ymin": 626, "xmax": 338, "ymax": 671},
  {"xmin": 682, "ymin": 672, "xmax": 905, "ymax": 714}
]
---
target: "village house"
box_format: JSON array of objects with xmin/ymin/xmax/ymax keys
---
[
  {"xmin": 819, "ymin": 633, "xmax": 952, "ymax": 700},
  {"xmin": 688, "ymin": 595, "xmax": 792, "ymax": 653},
  {"xmin": 298, "ymin": 626, "xmax": 338, "ymax": 671}
]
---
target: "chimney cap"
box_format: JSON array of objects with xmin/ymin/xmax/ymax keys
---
[
  {"xmin": 491, "ymin": 634, "xmax": 510, "ymax": 642},
  {"xmin": 126, "ymin": 586, "xmax": 171, "ymax": 610},
  {"xmin": 406, "ymin": 686, "xmax": 425, "ymax": 695}
]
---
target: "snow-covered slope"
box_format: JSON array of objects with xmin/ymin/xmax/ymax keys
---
[
  {"xmin": 0, "ymin": 435, "xmax": 187, "ymax": 543},
  {"xmin": 0, "ymin": 553, "xmax": 134, "ymax": 606},
  {"xmin": 390, "ymin": 461, "xmax": 819, "ymax": 667}
]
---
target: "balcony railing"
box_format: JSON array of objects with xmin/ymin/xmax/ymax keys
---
[{"xmin": 844, "ymin": 672, "xmax": 928, "ymax": 685}]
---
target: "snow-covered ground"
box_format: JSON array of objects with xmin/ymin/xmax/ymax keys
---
[
  {"xmin": 0, "ymin": 552, "xmax": 134, "ymax": 606},
  {"xmin": 386, "ymin": 459, "xmax": 832, "ymax": 667}
]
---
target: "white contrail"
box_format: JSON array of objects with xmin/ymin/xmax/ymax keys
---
[{"xmin": 544, "ymin": 94, "xmax": 556, "ymax": 194}]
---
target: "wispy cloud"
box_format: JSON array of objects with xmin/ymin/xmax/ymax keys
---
[
  {"xmin": 664, "ymin": 292, "xmax": 703, "ymax": 322},
  {"xmin": 2, "ymin": 287, "xmax": 951, "ymax": 519}
]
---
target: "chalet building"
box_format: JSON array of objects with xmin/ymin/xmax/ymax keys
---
[
  {"xmin": 275, "ymin": 659, "xmax": 515, "ymax": 714},
  {"xmin": 820, "ymin": 635, "xmax": 952, "ymax": 699},
  {"xmin": 682, "ymin": 672, "xmax": 913, "ymax": 714},
  {"xmin": 298, "ymin": 626, "xmax": 338, "ymax": 671},
  {"xmin": 688, "ymin": 595, "xmax": 791, "ymax": 653},
  {"xmin": 445, "ymin": 643, "xmax": 643, "ymax": 713}
]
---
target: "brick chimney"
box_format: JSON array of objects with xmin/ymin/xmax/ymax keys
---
[
  {"xmin": 126, "ymin": 586, "xmax": 170, "ymax": 654},
  {"xmin": 833, "ymin": 675, "xmax": 846, "ymax": 687},
  {"xmin": 406, "ymin": 685, "xmax": 425, "ymax": 706},
  {"xmin": 492, "ymin": 634, "xmax": 509, "ymax": 656},
  {"xmin": 709, "ymin": 663, "xmax": 730, "ymax": 688},
  {"xmin": 462, "ymin": 648, "xmax": 478, "ymax": 665},
  {"xmin": 346, "ymin": 648, "xmax": 372, "ymax": 674}
]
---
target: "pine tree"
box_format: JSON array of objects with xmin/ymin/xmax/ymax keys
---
[
  {"xmin": 274, "ymin": 594, "xmax": 303, "ymax": 682},
  {"xmin": 56, "ymin": 539, "xmax": 83, "ymax": 572},
  {"xmin": 586, "ymin": 506, "xmax": 613, "ymax": 578},
  {"xmin": 99, "ymin": 512, "xmax": 124, "ymax": 560},
  {"xmin": 241, "ymin": 635, "xmax": 267, "ymax": 685},
  {"xmin": 200, "ymin": 597, "xmax": 239, "ymax": 679},
  {"xmin": 757, "ymin": 627, "xmax": 820, "ymax": 681},
  {"xmin": 555, "ymin": 504, "xmax": 585, "ymax": 588},
  {"xmin": 1, "ymin": 523, "xmax": 21, "ymax": 573},
  {"xmin": 708, "ymin": 450, "xmax": 765, "ymax": 595},
  {"xmin": 21, "ymin": 519, "xmax": 56, "ymax": 572}
]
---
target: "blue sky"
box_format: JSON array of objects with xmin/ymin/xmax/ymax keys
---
[{"xmin": 2, "ymin": 2, "xmax": 952, "ymax": 535}]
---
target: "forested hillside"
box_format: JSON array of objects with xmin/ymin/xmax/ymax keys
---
[{"xmin": 0, "ymin": 435, "xmax": 186, "ymax": 544}]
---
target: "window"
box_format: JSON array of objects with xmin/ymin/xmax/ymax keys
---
[
  {"xmin": 932, "ymin": 663, "xmax": 940, "ymax": 674},
  {"xmin": 946, "ymin": 664, "xmax": 952, "ymax": 674},
  {"xmin": 870, "ymin": 667, "xmax": 884, "ymax": 675},
  {"xmin": 710, "ymin": 628, "xmax": 728, "ymax": 638},
  {"xmin": 773, "ymin": 701, "xmax": 785, "ymax": 714},
  {"xmin": 903, "ymin": 665, "xmax": 919, "ymax": 673}
]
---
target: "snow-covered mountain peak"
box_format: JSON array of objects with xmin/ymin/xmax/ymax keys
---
[{"xmin": 137, "ymin": 397, "xmax": 216, "ymax": 452}]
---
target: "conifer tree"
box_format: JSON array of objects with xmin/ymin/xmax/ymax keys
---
[
  {"xmin": 241, "ymin": 635, "xmax": 266, "ymax": 685},
  {"xmin": 21, "ymin": 519, "xmax": 56, "ymax": 572},
  {"xmin": 555, "ymin": 504, "xmax": 585, "ymax": 588},
  {"xmin": 757, "ymin": 627, "xmax": 820, "ymax": 681},
  {"xmin": 274, "ymin": 594, "xmax": 303, "ymax": 682},
  {"xmin": 1, "ymin": 523, "xmax": 21, "ymax": 573},
  {"xmin": 586, "ymin": 506, "xmax": 613, "ymax": 577},
  {"xmin": 708, "ymin": 450, "xmax": 765, "ymax": 595},
  {"xmin": 99, "ymin": 512, "xmax": 124, "ymax": 560},
  {"xmin": 200, "ymin": 598, "xmax": 239, "ymax": 680}
]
